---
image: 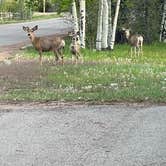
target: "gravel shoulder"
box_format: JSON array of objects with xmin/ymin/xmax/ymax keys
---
[{"xmin": 0, "ymin": 103, "xmax": 166, "ymax": 166}]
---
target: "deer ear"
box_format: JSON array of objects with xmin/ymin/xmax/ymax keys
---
[
  {"xmin": 76, "ymin": 31, "xmax": 80, "ymax": 36},
  {"xmin": 32, "ymin": 25, "xmax": 38, "ymax": 32},
  {"xmin": 68, "ymin": 31, "xmax": 73, "ymax": 36},
  {"xmin": 23, "ymin": 26, "xmax": 28, "ymax": 32}
]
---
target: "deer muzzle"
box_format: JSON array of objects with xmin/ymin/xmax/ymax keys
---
[{"xmin": 27, "ymin": 34, "xmax": 32, "ymax": 39}]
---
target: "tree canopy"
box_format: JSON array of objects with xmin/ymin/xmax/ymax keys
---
[{"xmin": 0, "ymin": 0, "xmax": 165, "ymax": 44}]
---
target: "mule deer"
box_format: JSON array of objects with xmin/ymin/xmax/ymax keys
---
[
  {"xmin": 122, "ymin": 28, "xmax": 143, "ymax": 56},
  {"xmin": 22, "ymin": 25, "xmax": 65, "ymax": 65},
  {"xmin": 69, "ymin": 31, "xmax": 83, "ymax": 64}
]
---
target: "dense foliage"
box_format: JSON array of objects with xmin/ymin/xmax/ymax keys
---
[
  {"xmin": 119, "ymin": 0, "xmax": 163, "ymax": 43},
  {"xmin": 0, "ymin": 0, "xmax": 165, "ymax": 43}
]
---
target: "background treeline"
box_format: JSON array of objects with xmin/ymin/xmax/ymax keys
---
[
  {"xmin": 0, "ymin": 0, "xmax": 165, "ymax": 44},
  {"xmin": 69, "ymin": 0, "xmax": 164, "ymax": 46},
  {"xmin": 85, "ymin": 0, "xmax": 164, "ymax": 45}
]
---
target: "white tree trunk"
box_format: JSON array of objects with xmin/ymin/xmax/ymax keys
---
[
  {"xmin": 160, "ymin": 0, "xmax": 166, "ymax": 42},
  {"xmin": 101, "ymin": 0, "xmax": 108, "ymax": 49},
  {"xmin": 107, "ymin": 0, "xmax": 112, "ymax": 49},
  {"xmin": 79, "ymin": 0, "xmax": 86, "ymax": 48},
  {"xmin": 110, "ymin": 0, "xmax": 121, "ymax": 50},
  {"xmin": 96, "ymin": 0, "xmax": 103, "ymax": 51},
  {"xmin": 43, "ymin": 0, "xmax": 46, "ymax": 13},
  {"xmin": 72, "ymin": 0, "xmax": 79, "ymax": 33}
]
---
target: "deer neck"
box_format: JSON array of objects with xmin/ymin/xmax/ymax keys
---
[
  {"xmin": 30, "ymin": 34, "xmax": 36, "ymax": 43},
  {"xmin": 30, "ymin": 36, "xmax": 40, "ymax": 50},
  {"xmin": 31, "ymin": 36, "xmax": 39, "ymax": 47},
  {"xmin": 126, "ymin": 34, "xmax": 130, "ymax": 41}
]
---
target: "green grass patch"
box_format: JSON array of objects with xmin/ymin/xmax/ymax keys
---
[{"xmin": 0, "ymin": 42, "xmax": 165, "ymax": 103}]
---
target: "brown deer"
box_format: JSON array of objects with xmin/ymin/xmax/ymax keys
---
[
  {"xmin": 122, "ymin": 28, "xmax": 143, "ymax": 56},
  {"xmin": 22, "ymin": 25, "xmax": 65, "ymax": 65},
  {"xmin": 69, "ymin": 31, "xmax": 83, "ymax": 64}
]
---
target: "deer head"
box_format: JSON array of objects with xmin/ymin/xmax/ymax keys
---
[
  {"xmin": 68, "ymin": 30, "xmax": 80, "ymax": 45},
  {"xmin": 122, "ymin": 27, "xmax": 131, "ymax": 39},
  {"xmin": 23, "ymin": 25, "xmax": 38, "ymax": 42}
]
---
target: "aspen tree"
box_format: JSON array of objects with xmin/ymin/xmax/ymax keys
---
[
  {"xmin": 43, "ymin": 0, "xmax": 46, "ymax": 13},
  {"xmin": 79, "ymin": 0, "xmax": 86, "ymax": 48},
  {"xmin": 107, "ymin": 0, "xmax": 112, "ymax": 49},
  {"xmin": 72, "ymin": 0, "xmax": 79, "ymax": 33},
  {"xmin": 96, "ymin": 0, "xmax": 103, "ymax": 50},
  {"xmin": 160, "ymin": 0, "xmax": 166, "ymax": 42},
  {"xmin": 101, "ymin": 0, "xmax": 108, "ymax": 49},
  {"xmin": 110, "ymin": 0, "xmax": 121, "ymax": 50}
]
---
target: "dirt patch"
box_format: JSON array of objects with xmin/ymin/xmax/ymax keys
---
[
  {"xmin": 0, "ymin": 60, "xmax": 42, "ymax": 99},
  {"xmin": 0, "ymin": 59, "xmax": 41, "ymax": 78},
  {"xmin": 0, "ymin": 41, "xmax": 29, "ymax": 59}
]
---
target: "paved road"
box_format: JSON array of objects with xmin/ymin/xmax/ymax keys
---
[
  {"xmin": 0, "ymin": 18, "xmax": 72, "ymax": 46},
  {"xmin": 0, "ymin": 103, "xmax": 166, "ymax": 166}
]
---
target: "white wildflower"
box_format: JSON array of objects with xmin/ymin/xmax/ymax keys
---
[{"xmin": 82, "ymin": 85, "xmax": 93, "ymax": 90}]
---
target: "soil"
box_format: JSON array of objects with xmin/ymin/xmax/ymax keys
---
[{"xmin": 0, "ymin": 42, "xmax": 43, "ymax": 99}]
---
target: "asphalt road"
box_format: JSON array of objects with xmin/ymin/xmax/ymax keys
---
[
  {"xmin": 0, "ymin": 103, "xmax": 166, "ymax": 166},
  {"xmin": 0, "ymin": 18, "xmax": 72, "ymax": 47}
]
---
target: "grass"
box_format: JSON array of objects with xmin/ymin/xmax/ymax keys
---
[{"xmin": 0, "ymin": 42, "xmax": 165, "ymax": 103}]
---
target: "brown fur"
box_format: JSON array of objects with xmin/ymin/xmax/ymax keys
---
[
  {"xmin": 23, "ymin": 25, "xmax": 65, "ymax": 65},
  {"xmin": 69, "ymin": 31, "xmax": 83, "ymax": 64}
]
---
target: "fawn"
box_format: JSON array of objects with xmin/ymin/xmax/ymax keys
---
[
  {"xmin": 23, "ymin": 25, "xmax": 65, "ymax": 65},
  {"xmin": 69, "ymin": 31, "xmax": 83, "ymax": 64},
  {"xmin": 122, "ymin": 28, "xmax": 143, "ymax": 56}
]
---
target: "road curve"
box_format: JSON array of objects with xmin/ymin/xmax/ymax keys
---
[
  {"xmin": 0, "ymin": 103, "xmax": 166, "ymax": 166},
  {"xmin": 0, "ymin": 18, "xmax": 73, "ymax": 47}
]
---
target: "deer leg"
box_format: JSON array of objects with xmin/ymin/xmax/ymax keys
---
[
  {"xmin": 77, "ymin": 51, "xmax": 81, "ymax": 58},
  {"xmin": 72, "ymin": 54, "xmax": 77, "ymax": 65},
  {"xmin": 141, "ymin": 47, "xmax": 143, "ymax": 55},
  {"xmin": 76, "ymin": 51, "xmax": 83, "ymax": 64},
  {"xmin": 134, "ymin": 47, "xmax": 137, "ymax": 56},
  {"xmin": 71, "ymin": 54, "xmax": 75, "ymax": 64},
  {"xmin": 78, "ymin": 51, "xmax": 84, "ymax": 64},
  {"xmin": 140, "ymin": 44, "xmax": 143, "ymax": 56},
  {"xmin": 54, "ymin": 50, "xmax": 59, "ymax": 63},
  {"xmin": 138, "ymin": 47, "xmax": 140, "ymax": 56},
  {"xmin": 58, "ymin": 49, "xmax": 64, "ymax": 65},
  {"xmin": 128, "ymin": 47, "xmax": 130, "ymax": 56},
  {"xmin": 130, "ymin": 47, "xmax": 133, "ymax": 57},
  {"xmin": 60, "ymin": 53, "xmax": 64, "ymax": 65},
  {"xmin": 75, "ymin": 53, "xmax": 79, "ymax": 65},
  {"xmin": 39, "ymin": 51, "xmax": 42, "ymax": 66},
  {"xmin": 136, "ymin": 47, "xmax": 138, "ymax": 56}
]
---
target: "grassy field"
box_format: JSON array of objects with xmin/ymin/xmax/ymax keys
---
[{"xmin": 0, "ymin": 42, "xmax": 165, "ymax": 103}]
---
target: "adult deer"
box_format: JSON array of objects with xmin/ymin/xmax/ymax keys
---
[
  {"xmin": 69, "ymin": 31, "xmax": 83, "ymax": 64},
  {"xmin": 122, "ymin": 28, "xmax": 143, "ymax": 56},
  {"xmin": 22, "ymin": 25, "xmax": 65, "ymax": 65}
]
